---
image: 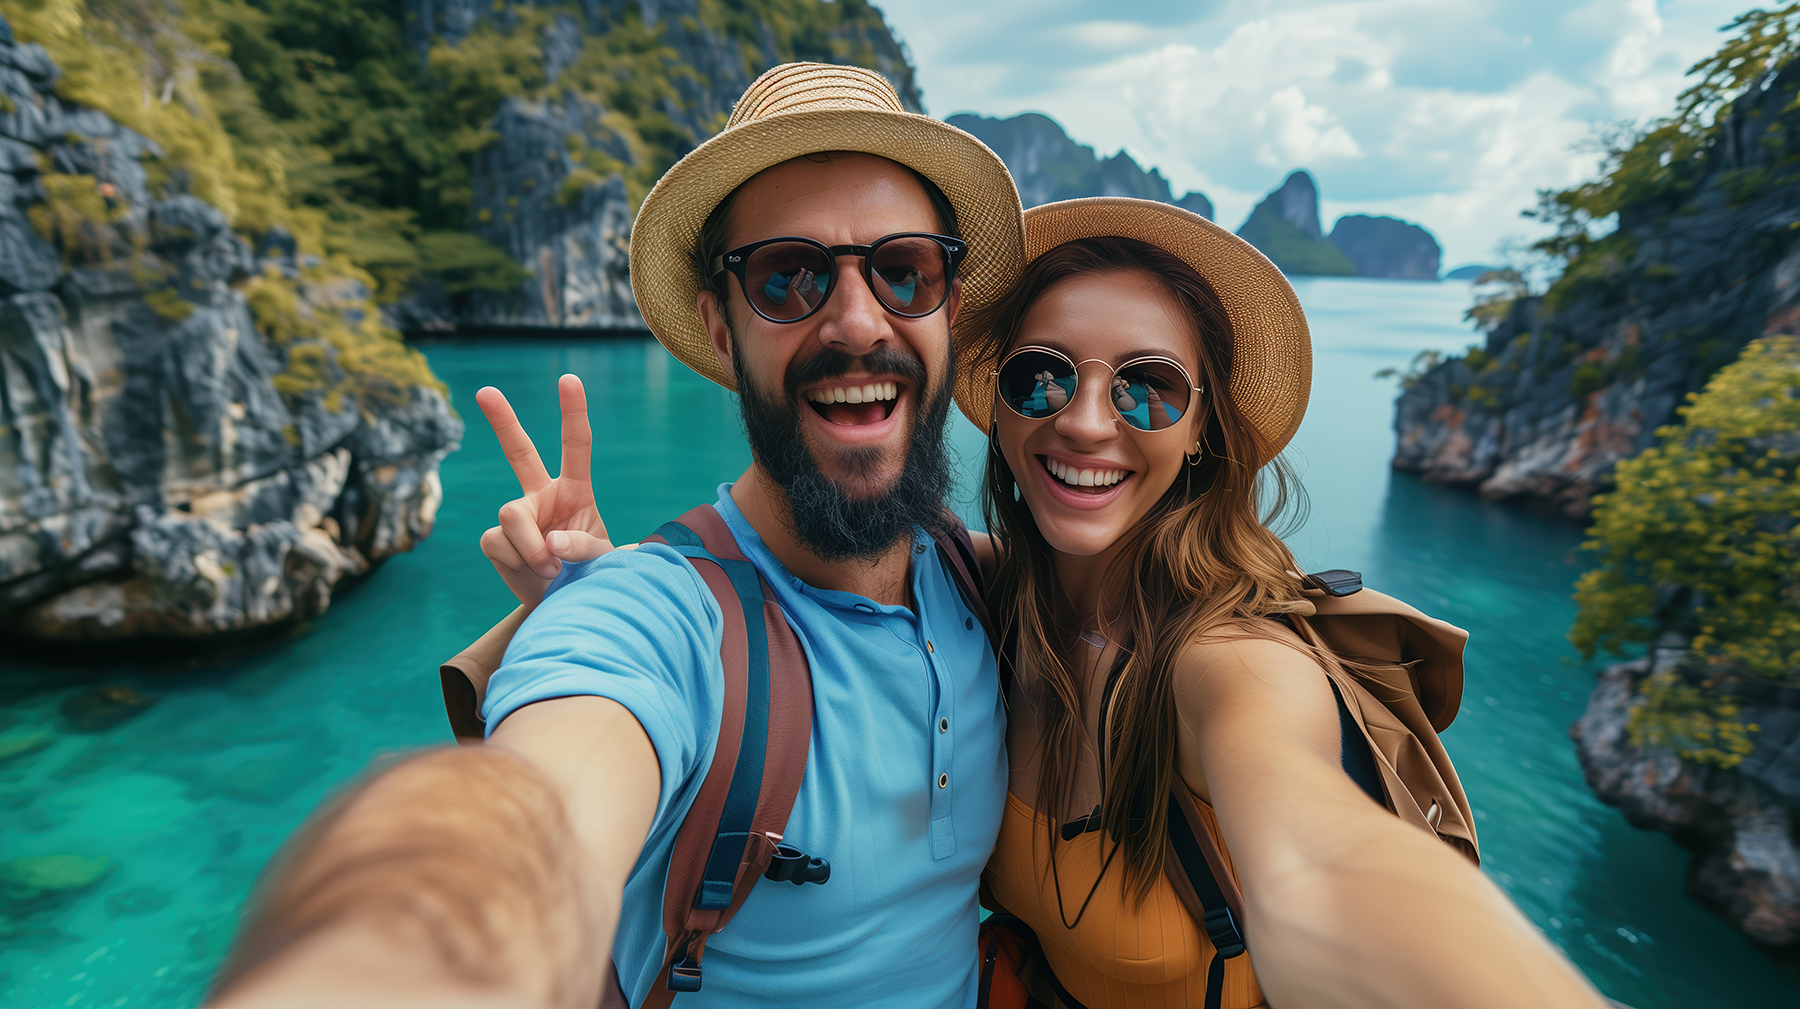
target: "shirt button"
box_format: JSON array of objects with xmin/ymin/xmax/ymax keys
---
[
  {"xmin": 926, "ymin": 640, "xmax": 935, "ymax": 653},
  {"xmin": 915, "ymin": 543, "xmax": 927, "ymax": 554},
  {"xmin": 939, "ymin": 718, "xmax": 949, "ymax": 733},
  {"xmin": 938, "ymin": 773, "xmax": 949, "ymax": 789},
  {"xmin": 965, "ymin": 617, "xmax": 974, "ymax": 630}
]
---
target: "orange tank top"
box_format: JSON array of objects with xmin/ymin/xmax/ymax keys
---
[{"xmin": 985, "ymin": 791, "xmax": 1265, "ymax": 1009}]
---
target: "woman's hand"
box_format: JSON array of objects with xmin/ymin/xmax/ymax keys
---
[{"xmin": 476, "ymin": 375, "xmax": 615, "ymax": 607}]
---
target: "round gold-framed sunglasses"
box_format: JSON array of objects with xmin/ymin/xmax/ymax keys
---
[{"xmin": 992, "ymin": 346, "xmax": 1203, "ymax": 432}]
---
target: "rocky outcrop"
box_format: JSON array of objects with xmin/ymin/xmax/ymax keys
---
[
  {"xmin": 1391, "ymin": 61, "xmax": 1800, "ymax": 515},
  {"xmin": 945, "ymin": 112, "xmax": 1212, "ymax": 216},
  {"xmin": 1327, "ymin": 214, "xmax": 1440, "ymax": 280},
  {"xmin": 1573, "ymin": 653, "xmax": 1800, "ymax": 949},
  {"xmin": 0, "ymin": 22, "xmax": 460, "ymax": 644},
  {"xmin": 395, "ymin": 0, "xmax": 924, "ymax": 333},
  {"xmin": 458, "ymin": 85, "xmax": 642, "ymax": 332},
  {"xmin": 1235, "ymin": 171, "xmax": 1355, "ymax": 276}
]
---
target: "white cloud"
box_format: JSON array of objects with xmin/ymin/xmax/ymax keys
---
[{"xmin": 878, "ymin": 0, "xmax": 1750, "ymax": 266}]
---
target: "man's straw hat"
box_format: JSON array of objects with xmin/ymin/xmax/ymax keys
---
[
  {"xmin": 952, "ymin": 198, "xmax": 1312, "ymax": 465},
  {"xmin": 630, "ymin": 62, "xmax": 1025, "ymax": 390}
]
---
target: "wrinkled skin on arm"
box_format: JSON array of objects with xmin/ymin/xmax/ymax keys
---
[
  {"xmin": 1174, "ymin": 630, "xmax": 1607, "ymax": 1009},
  {"xmin": 209, "ymin": 697, "xmax": 659, "ymax": 1009}
]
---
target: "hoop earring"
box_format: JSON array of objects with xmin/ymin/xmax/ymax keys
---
[{"xmin": 1185, "ymin": 440, "xmax": 1204, "ymax": 466}]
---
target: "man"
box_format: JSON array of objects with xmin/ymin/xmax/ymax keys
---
[{"xmin": 207, "ymin": 63, "xmax": 1026, "ymax": 1009}]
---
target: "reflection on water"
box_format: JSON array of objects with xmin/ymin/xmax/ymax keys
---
[{"xmin": 1, "ymin": 278, "xmax": 1795, "ymax": 1006}]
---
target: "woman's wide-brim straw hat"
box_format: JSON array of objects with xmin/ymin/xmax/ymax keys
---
[
  {"xmin": 630, "ymin": 62, "xmax": 1025, "ymax": 390},
  {"xmin": 952, "ymin": 197, "xmax": 1313, "ymax": 466}
]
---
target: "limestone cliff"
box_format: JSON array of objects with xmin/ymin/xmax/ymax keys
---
[
  {"xmin": 393, "ymin": 0, "xmax": 924, "ymax": 333},
  {"xmin": 1234, "ymin": 171, "xmax": 1355, "ymax": 277},
  {"xmin": 945, "ymin": 112, "xmax": 1212, "ymax": 216},
  {"xmin": 1573, "ymin": 653, "xmax": 1800, "ymax": 950},
  {"xmin": 1327, "ymin": 214, "xmax": 1440, "ymax": 280},
  {"xmin": 1391, "ymin": 61, "xmax": 1800, "ymax": 516},
  {"xmin": 0, "ymin": 17, "xmax": 460, "ymax": 644}
]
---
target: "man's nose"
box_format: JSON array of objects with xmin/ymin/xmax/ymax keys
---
[
  {"xmin": 814, "ymin": 257, "xmax": 889, "ymax": 356},
  {"xmin": 1053, "ymin": 365, "xmax": 1119, "ymax": 446}
]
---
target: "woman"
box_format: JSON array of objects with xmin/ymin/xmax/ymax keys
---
[{"xmin": 454, "ymin": 199, "xmax": 1607, "ymax": 1009}]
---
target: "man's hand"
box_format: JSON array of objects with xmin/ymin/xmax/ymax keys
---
[
  {"xmin": 477, "ymin": 375, "xmax": 615, "ymax": 607},
  {"xmin": 208, "ymin": 698, "xmax": 661, "ymax": 1009}
]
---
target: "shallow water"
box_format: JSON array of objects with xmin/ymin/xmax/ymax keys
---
[{"xmin": 1, "ymin": 277, "xmax": 1794, "ymax": 1006}]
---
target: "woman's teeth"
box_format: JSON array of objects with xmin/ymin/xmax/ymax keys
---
[
  {"xmin": 805, "ymin": 382, "xmax": 898, "ymax": 405},
  {"xmin": 1045, "ymin": 457, "xmax": 1127, "ymax": 488}
]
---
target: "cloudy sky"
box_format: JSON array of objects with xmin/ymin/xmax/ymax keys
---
[{"xmin": 880, "ymin": 0, "xmax": 1753, "ymax": 269}]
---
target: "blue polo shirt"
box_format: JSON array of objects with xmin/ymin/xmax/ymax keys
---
[{"xmin": 484, "ymin": 487, "xmax": 1006, "ymax": 1008}]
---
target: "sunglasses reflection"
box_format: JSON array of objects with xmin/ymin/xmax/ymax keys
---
[{"xmin": 1001, "ymin": 351, "xmax": 1192, "ymax": 431}]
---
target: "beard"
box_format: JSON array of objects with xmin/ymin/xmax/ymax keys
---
[{"xmin": 733, "ymin": 339, "xmax": 956, "ymax": 562}]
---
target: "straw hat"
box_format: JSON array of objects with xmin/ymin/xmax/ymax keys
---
[
  {"xmin": 630, "ymin": 62, "xmax": 1025, "ymax": 390},
  {"xmin": 952, "ymin": 197, "xmax": 1312, "ymax": 465}
]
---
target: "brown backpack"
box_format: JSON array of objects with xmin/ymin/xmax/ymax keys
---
[{"xmin": 439, "ymin": 505, "xmax": 994, "ymax": 1009}]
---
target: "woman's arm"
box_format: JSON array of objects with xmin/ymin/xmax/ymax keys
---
[{"xmin": 1175, "ymin": 632, "xmax": 1605, "ymax": 1009}]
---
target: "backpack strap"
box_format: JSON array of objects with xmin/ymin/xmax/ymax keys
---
[
  {"xmin": 930, "ymin": 520, "xmax": 996, "ymax": 648},
  {"xmin": 618, "ymin": 505, "xmax": 820, "ymax": 1009},
  {"xmin": 1165, "ymin": 788, "xmax": 1247, "ymax": 1009}
]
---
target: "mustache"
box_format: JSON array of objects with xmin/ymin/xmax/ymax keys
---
[{"xmin": 784, "ymin": 346, "xmax": 927, "ymax": 399}]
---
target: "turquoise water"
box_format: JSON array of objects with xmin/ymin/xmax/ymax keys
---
[{"xmin": 2, "ymin": 277, "xmax": 1794, "ymax": 1006}]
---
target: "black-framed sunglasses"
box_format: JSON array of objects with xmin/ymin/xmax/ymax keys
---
[
  {"xmin": 993, "ymin": 346, "xmax": 1204, "ymax": 433},
  {"xmin": 710, "ymin": 233, "xmax": 967, "ymax": 325}
]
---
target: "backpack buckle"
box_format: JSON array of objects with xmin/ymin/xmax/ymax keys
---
[
  {"xmin": 1305, "ymin": 569, "xmax": 1364, "ymax": 597},
  {"xmin": 1203, "ymin": 907, "xmax": 1246, "ymax": 958},
  {"xmin": 667, "ymin": 954, "xmax": 703, "ymax": 993},
  {"xmin": 763, "ymin": 842, "xmax": 831, "ymax": 885}
]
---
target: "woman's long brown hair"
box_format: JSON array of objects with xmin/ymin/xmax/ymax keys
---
[{"xmin": 970, "ymin": 236, "xmax": 1317, "ymax": 903}]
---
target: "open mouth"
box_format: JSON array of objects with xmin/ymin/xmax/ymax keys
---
[
  {"xmin": 1040, "ymin": 455, "xmax": 1132, "ymax": 494},
  {"xmin": 804, "ymin": 380, "xmax": 901, "ymax": 426}
]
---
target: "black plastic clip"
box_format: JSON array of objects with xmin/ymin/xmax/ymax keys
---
[
  {"xmin": 1203, "ymin": 906, "xmax": 1246, "ymax": 958},
  {"xmin": 667, "ymin": 954, "xmax": 703, "ymax": 993},
  {"xmin": 763, "ymin": 843, "xmax": 831, "ymax": 885},
  {"xmin": 1060, "ymin": 804, "xmax": 1103, "ymax": 841},
  {"xmin": 1305, "ymin": 569, "xmax": 1364, "ymax": 597}
]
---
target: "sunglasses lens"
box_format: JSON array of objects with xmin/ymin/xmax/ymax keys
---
[
  {"xmin": 868, "ymin": 237, "xmax": 950, "ymax": 316},
  {"xmin": 1112, "ymin": 360, "xmax": 1193, "ymax": 431},
  {"xmin": 997, "ymin": 350, "xmax": 1077, "ymax": 420},
  {"xmin": 742, "ymin": 242, "xmax": 834, "ymax": 321}
]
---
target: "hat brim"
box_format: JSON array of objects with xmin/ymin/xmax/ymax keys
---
[
  {"xmin": 952, "ymin": 198, "xmax": 1312, "ymax": 466},
  {"xmin": 630, "ymin": 109, "xmax": 1025, "ymax": 390}
]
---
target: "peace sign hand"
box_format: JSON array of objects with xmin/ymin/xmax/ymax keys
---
[{"xmin": 476, "ymin": 374, "xmax": 615, "ymax": 608}]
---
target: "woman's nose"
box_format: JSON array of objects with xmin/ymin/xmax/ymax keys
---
[{"xmin": 1053, "ymin": 366, "xmax": 1118, "ymax": 444}]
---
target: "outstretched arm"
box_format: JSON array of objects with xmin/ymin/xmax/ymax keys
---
[
  {"xmin": 1176, "ymin": 634, "xmax": 1606, "ymax": 1009},
  {"xmin": 209, "ymin": 697, "xmax": 659, "ymax": 1009}
]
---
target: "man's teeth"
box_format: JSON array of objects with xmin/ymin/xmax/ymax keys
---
[
  {"xmin": 1045, "ymin": 458, "xmax": 1127, "ymax": 488},
  {"xmin": 804, "ymin": 381, "xmax": 899, "ymax": 405}
]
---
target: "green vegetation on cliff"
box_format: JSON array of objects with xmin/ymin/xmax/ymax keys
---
[
  {"xmin": 1573, "ymin": 336, "xmax": 1800, "ymax": 763},
  {"xmin": 4, "ymin": 0, "xmax": 915, "ymax": 299},
  {"xmin": 1529, "ymin": 4, "xmax": 1800, "ymax": 310},
  {"xmin": 0, "ymin": 0, "xmax": 918, "ymax": 402},
  {"xmin": 1236, "ymin": 212, "xmax": 1355, "ymax": 276}
]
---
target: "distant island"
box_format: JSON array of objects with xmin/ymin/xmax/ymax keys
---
[
  {"xmin": 951, "ymin": 114, "xmax": 1443, "ymax": 281},
  {"xmin": 1236, "ymin": 171, "xmax": 1441, "ymax": 280},
  {"xmin": 946, "ymin": 112, "xmax": 1213, "ymax": 217}
]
